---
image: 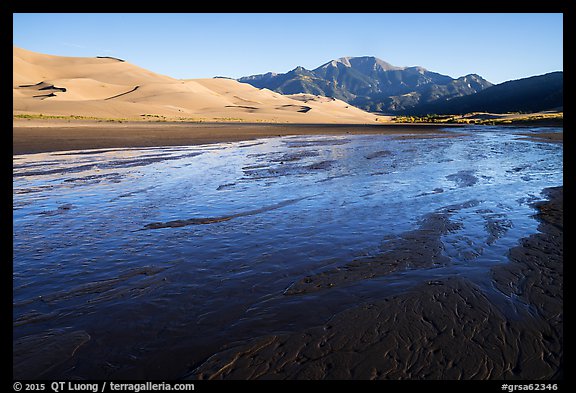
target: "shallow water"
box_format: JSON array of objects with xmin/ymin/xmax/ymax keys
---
[{"xmin": 13, "ymin": 126, "xmax": 562, "ymax": 379}]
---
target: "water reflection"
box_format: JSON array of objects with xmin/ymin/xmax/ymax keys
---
[{"xmin": 13, "ymin": 127, "xmax": 562, "ymax": 379}]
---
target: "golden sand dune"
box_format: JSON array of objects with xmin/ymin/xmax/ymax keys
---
[{"xmin": 13, "ymin": 46, "xmax": 380, "ymax": 123}]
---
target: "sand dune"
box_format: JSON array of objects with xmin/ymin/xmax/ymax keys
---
[{"xmin": 13, "ymin": 46, "xmax": 381, "ymax": 123}]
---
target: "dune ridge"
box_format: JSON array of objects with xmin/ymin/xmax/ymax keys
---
[{"xmin": 13, "ymin": 46, "xmax": 383, "ymax": 124}]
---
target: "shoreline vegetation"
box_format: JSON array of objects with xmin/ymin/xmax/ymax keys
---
[
  {"xmin": 392, "ymin": 111, "xmax": 563, "ymax": 126},
  {"xmin": 14, "ymin": 110, "xmax": 563, "ymax": 125}
]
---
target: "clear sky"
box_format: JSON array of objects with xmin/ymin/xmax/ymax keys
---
[{"xmin": 13, "ymin": 13, "xmax": 563, "ymax": 84}]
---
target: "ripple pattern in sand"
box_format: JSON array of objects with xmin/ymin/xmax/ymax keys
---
[{"xmin": 13, "ymin": 128, "xmax": 562, "ymax": 379}]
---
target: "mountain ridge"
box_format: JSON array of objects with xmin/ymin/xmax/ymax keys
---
[
  {"xmin": 407, "ymin": 71, "xmax": 563, "ymax": 115},
  {"xmin": 238, "ymin": 56, "xmax": 493, "ymax": 113}
]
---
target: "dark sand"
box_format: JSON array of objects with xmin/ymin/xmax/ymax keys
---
[
  {"xmin": 13, "ymin": 120, "xmax": 460, "ymax": 155},
  {"xmin": 518, "ymin": 132, "xmax": 563, "ymax": 143},
  {"xmin": 191, "ymin": 187, "xmax": 563, "ymax": 380},
  {"xmin": 285, "ymin": 201, "xmax": 475, "ymax": 295},
  {"xmin": 13, "ymin": 120, "xmax": 562, "ymax": 379}
]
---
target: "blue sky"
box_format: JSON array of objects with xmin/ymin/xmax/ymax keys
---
[{"xmin": 13, "ymin": 13, "xmax": 563, "ymax": 84}]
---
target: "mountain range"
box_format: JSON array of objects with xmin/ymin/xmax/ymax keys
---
[
  {"xmin": 239, "ymin": 57, "xmax": 562, "ymax": 115},
  {"xmin": 408, "ymin": 71, "xmax": 563, "ymax": 115},
  {"xmin": 239, "ymin": 56, "xmax": 493, "ymax": 113},
  {"xmin": 14, "ymin": 47, "xmax": 562, "ymax": 122}
]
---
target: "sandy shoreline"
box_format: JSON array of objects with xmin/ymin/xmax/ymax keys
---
[
  {"xmin": 191, "ymin": 187, "xmax": 563, "ymax": 380},
  {"xmin": 518, "ymin": 131, "xmax": 563, "ymax": 143},
  {"xmin": 13, "ymin": 119, "xmax": 562, "ymax": 156},
  {"xmin": 12, "ymin": 119, "xmax": 562, "ymax": 379},
  {"xmin": 13, "ymin": 120, "xmax": 462, "ymax": 155}
]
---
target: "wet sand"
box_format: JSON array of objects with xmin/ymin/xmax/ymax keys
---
[
  {"xmin": 13, "ymin": 120, "xmax": 459, "ymax": 155},
  {"xmin": 191, "ymin": 187, "xmax": 563, "ymax": 380},
  {"xmin": 284, "ymin": 201, "xmax": 474, "ymax": 295},
  {"xmin": 13, "ymin": 123, "xmax": 562, "ymax": 380},
  {"xmin": 518, "ymin": 132, "xmax": 563, "ymax": 143}
]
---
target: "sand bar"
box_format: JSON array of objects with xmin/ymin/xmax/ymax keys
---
[
  {"xmin": 518, "ymin": 131, "xmax": 563, "ymax": 143},
  {"xmin": 13, "ymin": 120, "xmax": 460, "ymax": 155}
]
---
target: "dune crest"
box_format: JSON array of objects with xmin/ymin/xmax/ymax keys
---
[{"xmin": 13, "ymin": 46, "xmax": 381, "ymax": 123}]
